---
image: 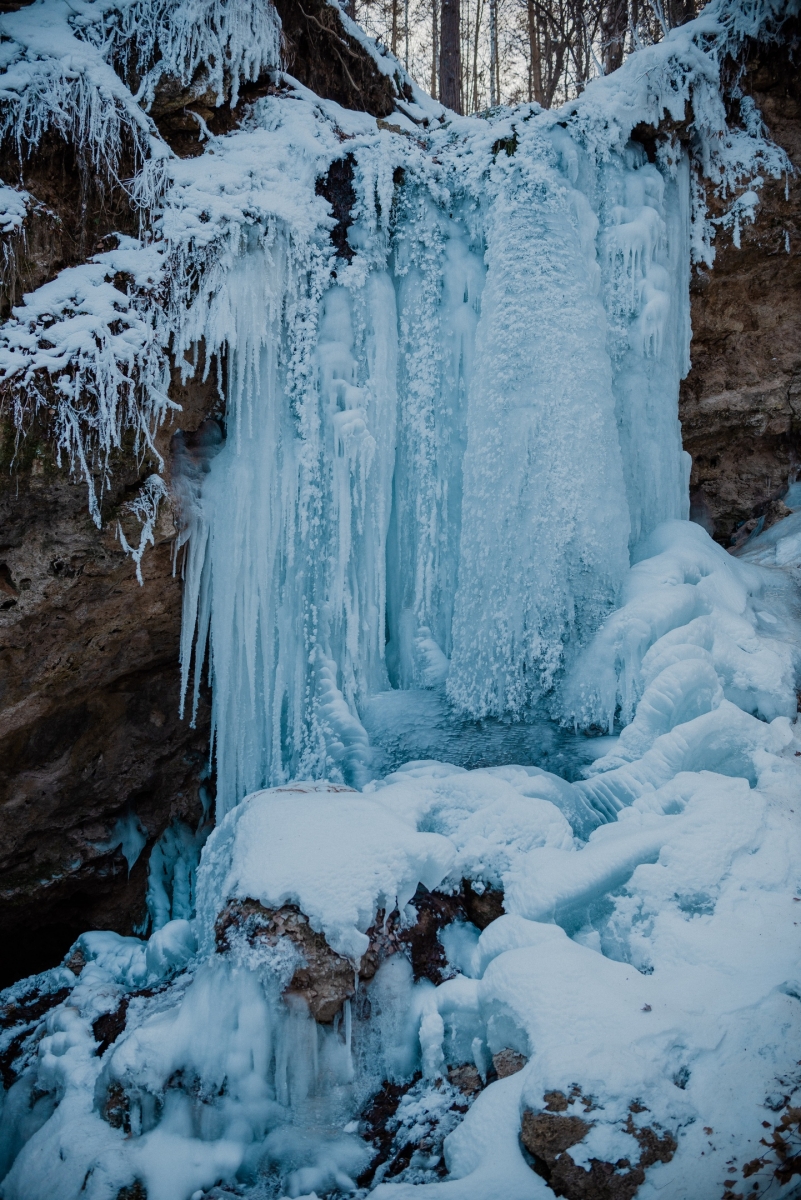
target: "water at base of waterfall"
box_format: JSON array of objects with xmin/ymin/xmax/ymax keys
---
[{"xmin": 362, "ymin": 690, "xmax": 616, "ymax": 781}]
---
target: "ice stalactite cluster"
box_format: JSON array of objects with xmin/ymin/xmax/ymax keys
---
[{"xmin": 171, "ymin": 99, "xmax": 700, "ymax": 808}]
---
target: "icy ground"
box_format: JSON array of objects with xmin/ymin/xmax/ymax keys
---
[{"xmin": 2, "ymin": 518, "xmax": 801, "ymax": 1200}]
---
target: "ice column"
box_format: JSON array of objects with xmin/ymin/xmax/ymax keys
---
[
  {"xmin": 386, "ymin": 186, "xmax": 485, "ymax": 687},
  {"xmin": 181, "ymin": 230, "xmax": 397, "ymax": 815},
  {"xmin": 599, "ymin": 146, "xmax": 692, "ymax": 548},
  {"xmin": 447, "ymin": 143, "xmax": 631, "ymax": 719}
]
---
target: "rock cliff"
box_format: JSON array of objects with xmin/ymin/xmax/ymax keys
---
[{"xmin": 681, "ymin": 23, "xmax": 801, "ymax": 544}]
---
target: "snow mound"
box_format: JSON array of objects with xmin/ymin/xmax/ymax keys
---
[
  {"xmin": 563, "ymin": 519, "xmax": 801, "ymax": 734},
  {"xmin": 196, "ymin": 782, "xmax": 457, "ymax": 961}
]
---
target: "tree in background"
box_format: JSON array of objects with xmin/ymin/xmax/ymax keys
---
[
  {"xmin": 441, "ymin": 0, "xmax": 463, "ymax": 109},
  {"xmin": 356, "ymin": 0, "xmax": 696, "ymax": 111}
]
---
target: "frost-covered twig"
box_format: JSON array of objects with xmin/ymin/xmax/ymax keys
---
[
  {"xmin": 0, "ymin": 238, "xmax": 175, "ymax": 525},
  {"xmin": 78, "ymin": 0, "xmax": 281, "ymax": 110},
  {"xmin": 117, "ymin": 473, "xmax": 170, "ymax": 584}
]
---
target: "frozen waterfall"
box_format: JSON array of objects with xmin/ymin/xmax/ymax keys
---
[
  {"xmin": 178, "ymin": 109, "xmax": 692, "ymax": 815},
  {"xmin": 2, "ymin": 1, "xmax": 800, "ymax": 1197}
]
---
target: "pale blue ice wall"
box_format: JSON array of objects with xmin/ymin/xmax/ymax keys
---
[
  {"xmin": 598, "ymin": 148, "xmax": 692, "ymax": 548},
  {"xmin": 181, "ymin": 118, "xmax": 693, "ymax": 813}
]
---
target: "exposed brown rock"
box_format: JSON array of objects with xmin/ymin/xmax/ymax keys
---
[
  {"xmin": 115, "ymin": 1182, "xmax": 147, "ymax": 1200},
  {"xmin": 357, "ymin": 1074, "xmax": 471, "ymax": 1188},
  {"xmin": 447, "ymin": 1062, "xmax": 484, "ymax": 1096},
  {"xmin": 0, "ymin": 132, "xmax": 140, "ymax": 317},
  {"xmin": 521, "ymin": 1099, "xmax": 677, "ymax": 1200},
  {"xmin": 148, "ymin": 73, "xmax": 284, "ymax": 158},
  {"xmin": 146, "ymin": 0, "xmax": 401, "ymax": 158},
  {"xmin": 522, "ymin": 1108, "xmax": 592, "ymax": 1160},
  {"xmin": 92, "ymin": 997, "xmax": 130, "ymax": 1057},
  {"xmin": 356, "ymin": 1074, "xmax": 421, "ymax": 1186},
  {"xmin": 392, "ymin": 881, "xmax": 504, "ymax": 985},
  {"xmin": 215, "ymin": 898, "xmax": 358, "ymax": 1022},
  {"xmin": 0, "ymin": 982, "xmax": 72, "ymax": 1087},
  {"xmin": 273, "ymin": 0, "xmax": 397, "ymax": 118},
  {"xmin": 0, "ymin": 413, "xmax": 213, "ymax": 988},
  {"xmin": 102, "ymin": 1081, "xmax": 133, "ymax": 1133},
  {"xmin": 492, "ymin": 1048, "xmax": 528, "ymax": 1078},
  {"xmin": 461, "ymin": 879, "xmax": 505, "ymax": 930},
  {"xmin": 730, "ymin": 497, "xmax": 793, "ymax": 549},
  {"xmin": 397, "ymin": 885, "xmax": 467, "ymax": 984},
  {"xmin": 679, "ymin": 26, "xmax": 801, "ymax": 544}
]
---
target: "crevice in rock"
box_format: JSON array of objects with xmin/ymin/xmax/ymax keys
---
[{"xmin": 316, "ymin": 154, "xmax": 357, "ymax": 261}]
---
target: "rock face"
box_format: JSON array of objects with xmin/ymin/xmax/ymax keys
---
[
  {"xmin": 680, "ymin": 26, "xmax": 801, "ymax": 545},
  {"xmin": 215, "ymin": 898, "xmax": 359, "ymax": 1022},
  {"xmin": 0, "ymin": 420, "xmax": 212, "ymax": 987}
]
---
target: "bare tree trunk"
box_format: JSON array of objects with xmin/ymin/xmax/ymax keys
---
[
  {"xmin": 404, "ymin": 0, "xmax": 410, "ymax": 68},
  {"xmin": 391, "ymin": 0, "xmax": 399, "ymax": 56},
  {"xmin": 545, "ymin": 30, "xmax": 565, "ymax": 107},
  {"xmin": 431, "ymin": 0, "xmax": 439, "ymax": 97},
  {"xmin": 494, "ymin": 0, "xmax": 500, "ymax": 103},
  {"xmin": 601, "ymin": 0, "xmax": 626, "ymax": 73},
  {"xmin": 629, "ymin": 0, "xmax": 640, "ymax": 44},
  {"xmin": 461, "ymin": 0, "xmax": 468, "ymax": 110},
  {"xmin": 667, "ymin": 0, "xmax": 695, "ymax": 25},
  {"xmin": 472, "ymin": 0, "xmax": 483, "ymax": 110},
  {"xmin": 489, "ymin": 0, "xmax": 498, "ymax": 105},
  {"xmin": 527, "ymin": 0, "xmax": 543, "ymax": 103},
  {"xmin": 440, "ymin": 0, "xmax": 462, "ymax": 112}
]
